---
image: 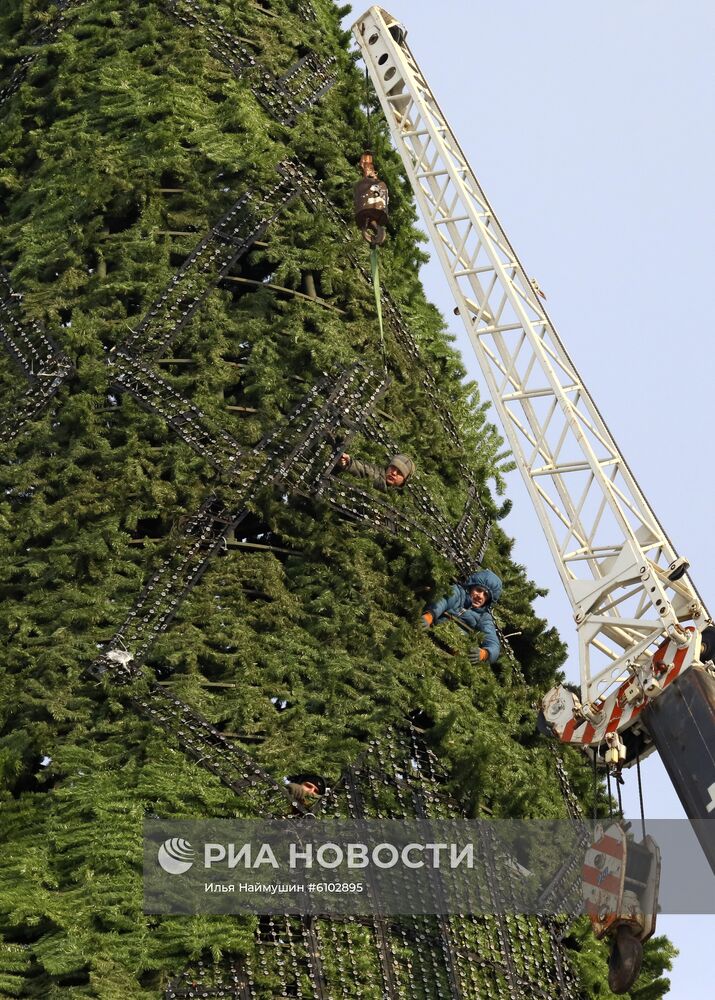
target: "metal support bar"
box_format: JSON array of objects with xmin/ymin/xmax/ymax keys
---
[
  {"xmin": 110, "ymin": 351, "xmax": 245, "ymax": 478},
  {"xmin": 0, "ymin": 271, "xmax": 74, "ymax": 443},
  {"xmin": 0, "ymin": 1, "xmax": 80, "ymax": 108},
  {"xmin": 122, "ymin": 171, "xmax": 299, "ymax": 357},
  {"xmin": 163, "ymin": 0, "xmax": 336, "ymax": 126}
]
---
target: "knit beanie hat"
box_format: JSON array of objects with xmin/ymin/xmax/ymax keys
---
[{"xmin": 389, "ymin": 454, "xmax": 415, "ymax": 481}]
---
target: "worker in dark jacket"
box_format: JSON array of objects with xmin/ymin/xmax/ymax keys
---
[
  {"xmin": 336, "ymin": 452, "xmax": 415, "ymax": 491},
  {"xmin": 421, "ymin": 569, "xmax": 503, "ymax": 664}
]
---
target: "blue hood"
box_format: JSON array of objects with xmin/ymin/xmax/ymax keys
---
[{"xmin": 463, "ymin": 570, "xmax": 502, "ymax": 608}]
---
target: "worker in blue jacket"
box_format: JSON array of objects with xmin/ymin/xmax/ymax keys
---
[{"xmin": 421, "ymin": 569, "xmax": 503, "ymax": 664}]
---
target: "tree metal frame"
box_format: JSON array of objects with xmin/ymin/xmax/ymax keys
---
[
  {"xmin": 0, "ymin": 7, "xmax": 534, "ymax": 998},
  {"xmin": 165, "ymin": 726, "xmax": 582, "ymax": 1000},
  {"xmin": 352, "ymin": 5, "xmax": 710, "ymax": 710}
]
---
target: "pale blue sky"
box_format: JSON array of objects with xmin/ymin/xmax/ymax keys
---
[{"xmin": 344, "ymin": 1, "xmax": 715, "ymax": 995}]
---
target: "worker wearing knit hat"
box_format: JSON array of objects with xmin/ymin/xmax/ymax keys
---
[
  {"xmin": 386, "ymin": 453, "xmax": 414, "ymax": 483},
  {"xmin": 336, "ymin": 451, "xmax": 415, "ymax": 491}
]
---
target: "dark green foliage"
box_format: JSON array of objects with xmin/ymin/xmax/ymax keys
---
[
  {"xmin": 0, "ymin": 1, "xmax": 674, "ymax": 997},
  {"xmin": 565, "ymin": 923, "xmax": 676, "ymax": 1000}
]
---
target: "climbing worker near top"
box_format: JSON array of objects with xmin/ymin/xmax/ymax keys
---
[
  {"xmin": 421, "ymin": 569, "xmax": 503, "ymax": 664},
  {"xmin": 354, "ymin": 150, "xmax": 389, "ymax": 246},
  {"xmin": 335, "ymin": 452, "xmax": 415, "ymax": 491}
]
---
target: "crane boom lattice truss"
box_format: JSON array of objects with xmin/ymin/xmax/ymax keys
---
[{"xmin": 352, "ymin": 6, "xmax": 709, "ymax": 709}]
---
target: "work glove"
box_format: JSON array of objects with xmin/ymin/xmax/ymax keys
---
[
  {"xmin": 420, "ymin": 612, "xmax": 434, "ymax": 630},
  {"xmin": 468, "ymin": 646, "xmax": 489, "ymax": 665}
]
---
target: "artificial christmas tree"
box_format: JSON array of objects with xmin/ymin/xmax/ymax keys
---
[{"xmin": 0, "ymin": 2, "xmax": 674, "ymax": 996}]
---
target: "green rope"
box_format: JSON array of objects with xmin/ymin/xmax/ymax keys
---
[{"xmin": 370, "ymin": 246, "xmax": 387, "ymax": 368}]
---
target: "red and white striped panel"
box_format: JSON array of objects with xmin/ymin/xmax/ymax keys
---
[
  {"xmin": 543, "ymin": 629, "xmax": 696, "ymax": 747},
  {"xmin": 582, "ymin": 823, "xmax": 626, "ymax": 938}
]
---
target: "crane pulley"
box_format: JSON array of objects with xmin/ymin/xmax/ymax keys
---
[{"xmin": 583, "ymin": 821, "xmax": 661, "ymax": 993}]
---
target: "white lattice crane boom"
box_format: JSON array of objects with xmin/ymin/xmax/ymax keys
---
[{"xmin": 352, "ymin": 8, "xmax": 715, "ymax": 860}]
